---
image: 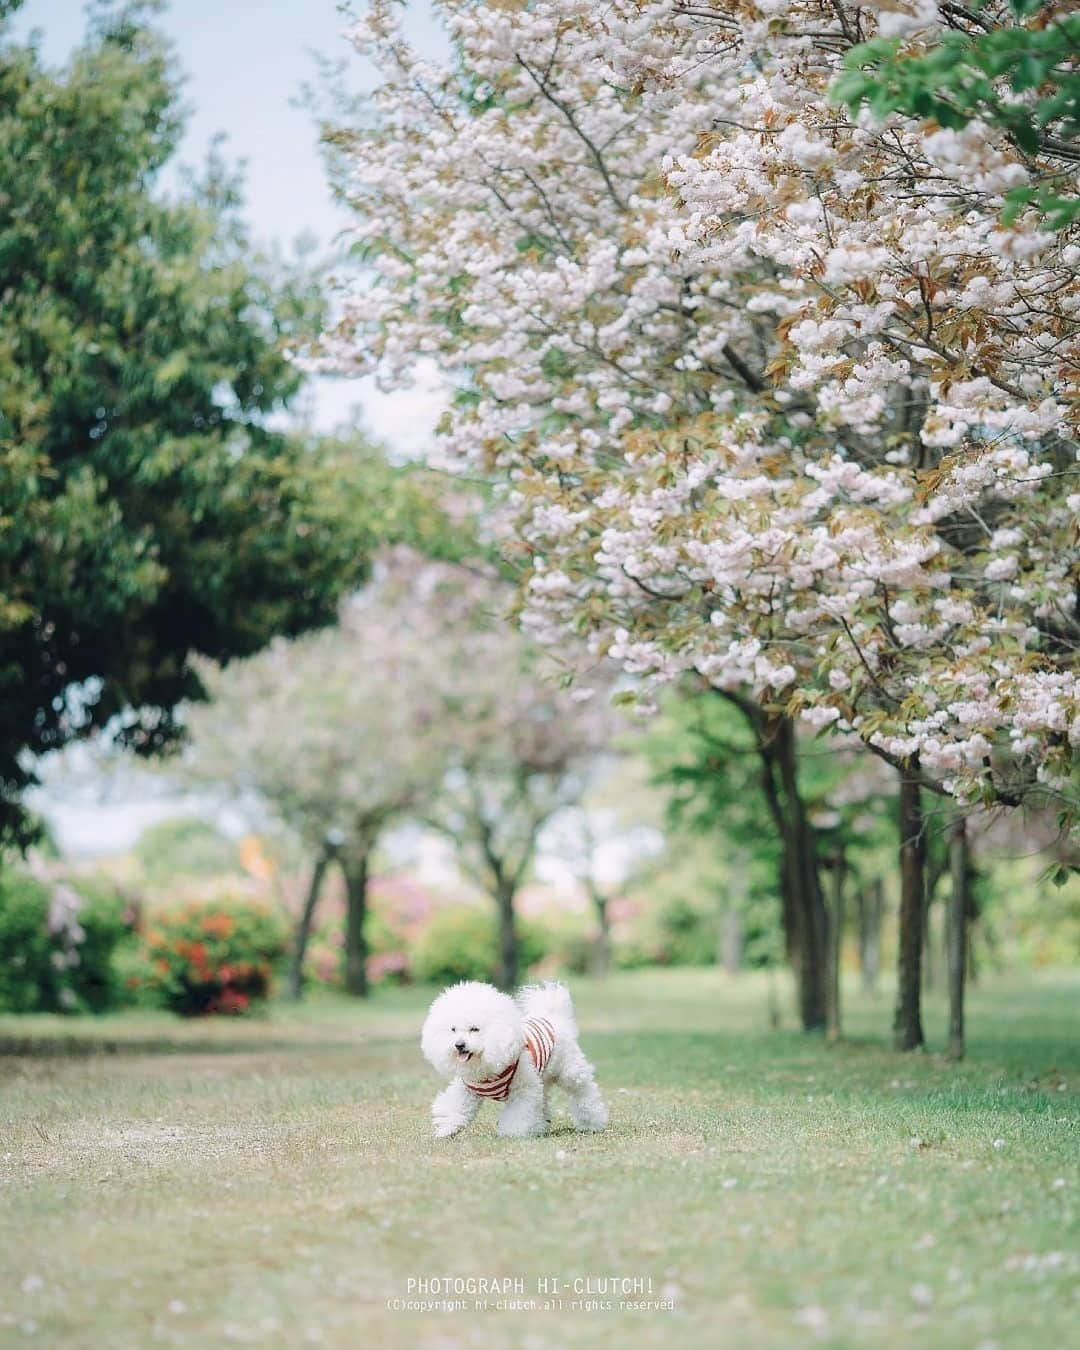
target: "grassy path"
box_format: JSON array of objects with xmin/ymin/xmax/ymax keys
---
[{"xmin": 1, "ymin": 970, "xmax": 1077, "ymax": 1348}]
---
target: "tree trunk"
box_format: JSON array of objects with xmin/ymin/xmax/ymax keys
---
[
  {"xmin": 857, "ymin": 878, "xmax": 883, "ymax": 996},
  {"xmin": 825, "ymin": 852, "xmax": 845, "ymax": 1042},
  {"xmin": 754, "ymin": 731, "xmax": 798, "ymax": 965},
  {"xmin": 589, "ymin": 890, "xmax": 611, "ymax": 977},
  {"xmin": 947, "ymin": 817, "xmax": 969, "ymax": 1061},
  {"xmin": 774, "ymin": 717, "xmax": 829, "ymax": 1033},
  {"xmin": 965, "ymin": 871, "xmax": 981, "ymax": 986},
  {"xmin": 495, "ymin": 882, "xmax": 518, "ymax": 990},
  {"xmin": 343, "ymin": 852, "xmax": 370, "ymax": 997},
  {"xmin": 922, "ymin": 887, "xmax": 936, "ymax": 992},
  {"xmin": 721, "ymin": 848, "xmax": 748, "ymax": 974},
  {"xmin": 893, "ymin": 764, "xmax": 926, "ymax": 1051},
  {"xmin": 922, "ymin": 851, "xmax": 947, "ymax": 993},
  {"xmin": 289, "ymin": 843, "xmax": 334, "ymax": 1001},
  {"xmin": 778, "ymin": 853, "xmax": 798, "ymax": 966},
  {"xmin": 722, "ymin": 907, "xmax": 743, "ymax": 975},
  {"xmin": 721, "ymin": 694, "xmax": 827, "ymax": 1032}
]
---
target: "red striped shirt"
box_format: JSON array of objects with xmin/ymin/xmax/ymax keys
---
[{"xmin": 465, "ymin": 1016, "xmax": 556, "ymax": 1101}]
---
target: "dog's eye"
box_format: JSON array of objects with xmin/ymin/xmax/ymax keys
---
[
  {"xmin": 450, "ymin": 1026, "xmax": 456, "ymax": 1033},
  {"xmin": 469, "ymin": 1026, "xmax": 479, "ymax": 1033}
]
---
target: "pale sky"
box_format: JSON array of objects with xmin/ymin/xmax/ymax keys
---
[{"xmin": 11, "ymin": 0, "xmax": 448, "ymax": 452}]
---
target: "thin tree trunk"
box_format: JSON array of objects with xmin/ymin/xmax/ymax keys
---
[
  {"xmin": 858, "ymin": 878, "xmax": 883, "ymax": 996},
  {"xmin": 589, "ymin": 889, "xmax": 611, "ymax": 976},
  {"xmin": 721, "ymin": 848, "xmax": 748, "ymax": 974},
  {"xmin": 754, "ymin": 730, "xmax": 798, "ymax": 965},
  {"xmin": 947, "ymin": 817, "xmax": 969, "ymax": 1061},
  {"xmin": 825, "ymin": 852, "xmax": 845, "ymax": 1042},
  {"xmin": 775, "ymin": 717, "xmax": 829, "ymax": 1033},
  {"xmin": 495, "ymin": 882, "xmax": 518, "ymax": 990},
  {"xmin": 922, "ymin": 852, "xmax": 947, "ymax": 993},
  {"xmin": 289, "ymin": 843, "xmax": 334, "ymax": 1001},
  {"xmin": 720, "ymin": 693, "xmax": 826, "ymax": 1031},
  {"xmin": 922, "ymin": 887, "xmax": 936, "ymax": 992},
  {"xmin": 722, "ymin": 907, "xmax": 743, "ymax": 975},
  {"xmin": 778, "ymin": 852, "xmax": 797, "ymax": 966},
  {"xmin": 893, "ymin": 763, "xmax": 926, "ymax": 1051},
  {"xmin": 965, "ymin": 871, "xmax": 981, "ymax": 985},
  {"xmin": 343, "ymin": 852, "xmax": 370, "ymax": 997}
]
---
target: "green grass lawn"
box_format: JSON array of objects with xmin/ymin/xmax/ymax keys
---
[{"xmin": 1, "ymin": 969, "xmax": 1077, "ymax": 1349}]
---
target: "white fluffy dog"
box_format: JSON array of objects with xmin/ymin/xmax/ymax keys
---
[{"xmin": 420, "ymin": 980, "xmax": 608, "ymax": 1139}]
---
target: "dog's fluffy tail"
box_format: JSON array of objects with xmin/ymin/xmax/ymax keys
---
[{"xmin": 516, "ymin": 981, "xmax": 578, "ymax": 1035}]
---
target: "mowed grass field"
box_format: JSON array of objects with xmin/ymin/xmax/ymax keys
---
[{"xmin": 1, "ymin": 969, "xmax": 1077, "ymax": 1349}]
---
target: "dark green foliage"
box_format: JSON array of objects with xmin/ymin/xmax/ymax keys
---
[
  {"xmin": 640, "ymin": 690, "xmax": 788, "ymax": 962},
  {"xmin": 832, "ymin": 3, "xmax": 1080, "ymax": 229},
  {"xmin": 0, "ymin": 4, "xmax": 379, "ymax": 847},
  {"xmin": 642, "ymin": 687, "xmax": 894, "ymax": 970},
  {"xmin": 655, "ymin": 895, "xmax": 717, "ymax": 967}
]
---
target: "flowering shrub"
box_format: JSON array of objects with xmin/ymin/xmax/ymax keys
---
[
  {"xmin": 0, "ymin": 870, "xmax": 132, "ymax": 1013},
  {"xmin": 129, "ymin": 897, "xmax": 287, "ymax": 1016},
  {"xmin": 365, "ymin": 950, "xmax": 411, "ymax": 986}
]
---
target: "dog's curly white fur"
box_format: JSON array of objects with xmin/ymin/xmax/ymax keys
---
[{"xmin": 421, "ymin": 981, "xmax": 608, "ymax": 1139}]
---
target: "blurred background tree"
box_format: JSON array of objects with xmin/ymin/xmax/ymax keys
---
[
  {"xmin": 183, "ymin": 549, "xmax": 619, "ymax": 995},
  {"xmin": 644, "ymin": 685, "xmax": 898, "ymax": 1039},
  {"xmin": 181, "ymin": 554, "xmax": 451, "ymax": 998},
  {"xmin": 419, "ymin": 569, "xmax": 619, "ymax": 990}
]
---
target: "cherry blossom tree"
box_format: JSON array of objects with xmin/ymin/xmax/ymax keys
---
[
  {"xmin": 315, "ymin": 0, "xmax": 840, "ymax": 1028},
  {"xmin": 316, "ymin": 0, "xmax": 1077, "ymax": 1045}
]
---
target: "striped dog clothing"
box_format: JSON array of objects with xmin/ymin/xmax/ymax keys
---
[{"xmin": 465, "ymin": 1016, "xmax": 556, "ymax": 1101}]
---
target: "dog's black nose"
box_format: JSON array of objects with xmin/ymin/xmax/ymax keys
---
[{"xmin": 454, "ymin": 1040, "xmax": 467, "ymax": 1052}]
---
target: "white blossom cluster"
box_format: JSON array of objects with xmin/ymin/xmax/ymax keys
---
[
  {"xmin": 46, "ymin": 880, "xmax": 85, "ymax": 976},
  {"xmin": 317, "ymin": 0, "xmax": 1078, "ymax": 813}
]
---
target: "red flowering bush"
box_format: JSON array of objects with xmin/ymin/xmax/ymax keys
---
[{"xmin": 128, "ymin": 898, "xmax": 287, "ymax": 1016}]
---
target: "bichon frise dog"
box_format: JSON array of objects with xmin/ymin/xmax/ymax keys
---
[{"xmin": 421, "ymin": 980, "xmax": 608, "ymax": 1139}]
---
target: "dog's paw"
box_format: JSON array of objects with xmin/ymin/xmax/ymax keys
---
[
  {"xmin": 433, "ymin": 1117, "xmax": 462, "ymax": 1139},
  {"xmin": 496, "ymin": 1115, "xmax": 547, "ymax": 1139},
  {"xmin": 571, "ymin": 1103, "xmax": 609, "ymax": 1132}
]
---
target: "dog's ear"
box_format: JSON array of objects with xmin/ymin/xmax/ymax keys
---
[
  {"xmin": 420, "ymin": 1000, "xmax": 453, "ymax": 1076},
  {"xmin": 484, "ymin": 1014, "xmax": 524, "ymax": 1074}
]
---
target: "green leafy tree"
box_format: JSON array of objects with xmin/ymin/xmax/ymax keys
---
[
  {"xmin": 0, "ymin": 2, "xmax": 378, "ymax": 847},
  {"xmin": 645, "ymin": 684, "xmax": 897, "ymax": 1035},
  {"xmin": 644, "ymin": 687, "xmax": 829, "ymax": 1029}
]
